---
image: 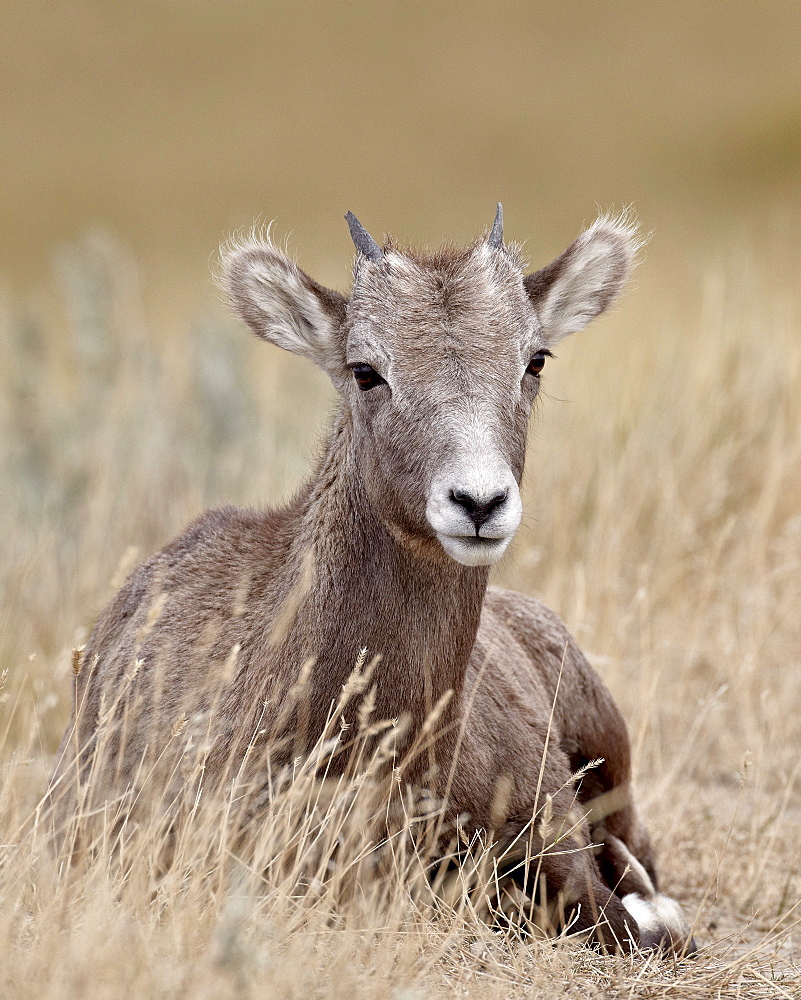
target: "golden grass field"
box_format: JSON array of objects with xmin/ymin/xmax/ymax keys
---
[
  {"xmin": 1, "ymin": 225, "xmax": 799, "ymax": 998},
  {"xmin": 2, "ymin": 2, "xmax": 801, "ymax": 997}
]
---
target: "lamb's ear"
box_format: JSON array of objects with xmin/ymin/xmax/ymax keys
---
[
  {"xmin": 524, "ymin": 213, "xmax": 642, "ymax": 344},
  {"xmin": 220, "ymin": 236, "xmax": 347, "ymax": 378}
]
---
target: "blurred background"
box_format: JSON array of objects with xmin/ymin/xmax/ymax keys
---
[
  {"xmin": 3, "ymin": 1, "xmax": 800, "ymax": 322},
  {"xmin": 1, "ymin": 1, "xmax": 799, "ymax": 781}
]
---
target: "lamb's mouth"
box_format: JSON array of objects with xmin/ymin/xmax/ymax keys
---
[{"xmin": 436, "ymin": 532, "xmax": 512, "ymax": 567}]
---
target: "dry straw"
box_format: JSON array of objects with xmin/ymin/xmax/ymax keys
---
[{"xmin": 1, "ymin": 239, "xmax": 799, "ymax": 996}]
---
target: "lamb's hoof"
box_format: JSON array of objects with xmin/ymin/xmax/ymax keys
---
[{"xmin": 622, "ymin": 891, "xmax": 697, "ymax": 957}]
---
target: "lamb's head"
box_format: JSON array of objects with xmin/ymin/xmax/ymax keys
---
[{"xmin": 221, "ymin": 207, "xmax": 640, "ymax": 567}]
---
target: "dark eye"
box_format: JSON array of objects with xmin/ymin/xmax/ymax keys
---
[
  {"xmin": 350, "ymin": 363, "xmax": 386, "ymax": 391},
  {"xmin": 526, "ymin": 350, "xmax": 550, "ymax": 378}
]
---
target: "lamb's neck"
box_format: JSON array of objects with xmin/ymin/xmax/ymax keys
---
[{"xmin": 281, "ymin": 411, "xmax": 489, "ymax": 739}]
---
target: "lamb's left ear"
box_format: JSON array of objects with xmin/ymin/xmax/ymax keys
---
[
  {"xmin": 220, "ymin": 235, "xmax": 347, "ymax": 379},
  {"xmin": 524, "ymin": 213, "xmax": 642, "ymax": 344}
]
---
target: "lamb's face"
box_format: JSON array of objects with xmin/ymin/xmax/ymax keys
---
[{"xmin": 343, "ymin": 241, "xmax": 544, "ymax": 566}]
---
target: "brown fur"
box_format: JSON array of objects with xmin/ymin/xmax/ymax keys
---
[{"xmin": 51, "ymin": 209, "xmax": 693, "ymax": 954}]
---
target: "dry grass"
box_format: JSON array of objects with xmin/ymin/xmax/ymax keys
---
[{"xmin": 1, "ymin": 232, "xmax": 800, "ymax": 997}]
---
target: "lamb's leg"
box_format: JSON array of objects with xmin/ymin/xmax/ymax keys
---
[
  {"xmin": 498, "ymin": 797, "xmax": 693, "ymax": 954},
  {"xmin": 515, "ymin": 845, "xmax": 643, "ymax": 953},
  {"xmin": 576, "ymin": 776, "xmax": 696, "ymax": 955},
  {"xmin": 496, "ymin": 787, "xmax": 644, "ymax": 953}
]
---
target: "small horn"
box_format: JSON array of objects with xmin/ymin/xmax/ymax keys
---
[
  {"xmin": 488, "ymin": 202, "xmax": 504, "ymax": 248},
  {"xmin": 345, "ymin": 211, "xmax": 383, "ymax": 262}
]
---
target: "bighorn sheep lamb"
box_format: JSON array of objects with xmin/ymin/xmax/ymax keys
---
[{"xmin": 52, "ymin": 205, "xmax": 694, "ymax": 954}]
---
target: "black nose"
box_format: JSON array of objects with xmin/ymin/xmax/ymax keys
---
[{"xmin": 449, "ymin": 489, "xmax": 508, "ymax": 531}]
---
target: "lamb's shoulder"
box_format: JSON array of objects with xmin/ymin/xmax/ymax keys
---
[{"xmin": 476, "ymin": 586, "xmax": 631, "ymax": 787}]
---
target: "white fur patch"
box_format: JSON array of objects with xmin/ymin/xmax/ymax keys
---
[
  {"xmin": 622, "ymin": 892, "xmax": 662, "ymax": 935},
  {"xmin": 652, "ymin": 892, "xmax": 692, "ymax": 940},
  {"xmin": 622, "ymin": 890, "xmax": 695, "ymax": 954},
  {"xmin": 426, "ymin": 405, "xmax": 523, "ymax": 566}
]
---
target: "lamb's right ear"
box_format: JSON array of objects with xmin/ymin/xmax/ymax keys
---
[{"xmin": 220, "ymin": 236, "xmax": 347, "ymax": 378}]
